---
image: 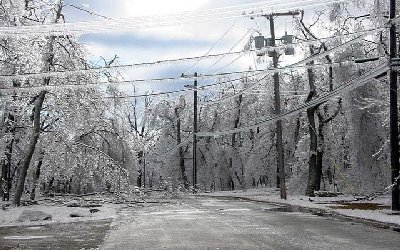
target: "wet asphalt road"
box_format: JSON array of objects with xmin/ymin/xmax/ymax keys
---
[
  {"xmin": 0, "ymin": 219, "xmax": 111, "ymax": 249},
  {"xmin": 101, "ymin": 196, "xmax": 400, "ymax": 250}
]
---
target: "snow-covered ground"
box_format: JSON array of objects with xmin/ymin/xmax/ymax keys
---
[
  {"xmin": 201, "ymin": 188, "xmax": 400, "ymax": 227},
  {"xmin": 2, "ymin": 189, "xmax": 399, "ymax": 229},
  {"xmin": 0, "ymin": 196, "xmax": 122, "ymax": 227},
  {"xmin": 0, "ymin": 191, "xmax": 178, "ymax": 227}
]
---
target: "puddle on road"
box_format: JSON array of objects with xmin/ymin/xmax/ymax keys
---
[
  {"xmin": 140, "ymin": 209, "xmax": 210, "ymax": 216},
  {"xmin": 217, "ymin": 208, "xmax": 252, "ymax": 212},
  {"xmin": 4, "ymin": 235, "xmax": 51, "ymax": 240},
  {"xmin": 26, "ymin": 226, "xmax": 45, "ymax": 230},
  {"xmin": 263, "ymin": 206, "xmax": 293, "ymax": 212}
]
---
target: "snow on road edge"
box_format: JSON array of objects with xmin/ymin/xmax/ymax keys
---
[
  {"xmin": 0, "ymin": 203, "xmax": 121, "ymax": 227},
  {"xmin": 200, "ymin": 188, "xmax": 400, "ymax": 228}
]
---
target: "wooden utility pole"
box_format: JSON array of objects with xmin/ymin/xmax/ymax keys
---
[
  {"xmin": 265, "ymin": 10, "xmax": 300, "ymax": 200},
  {"xmin": 143, "ymin": 152, "xmax": 146, "ymax": 188},
  {"xmin": 389, "ymin": 0, "xmax": 400, "ymax": 211},
  {"xmin": 193, "ymin": 72, "xmax": 198, "ymax": 190}
]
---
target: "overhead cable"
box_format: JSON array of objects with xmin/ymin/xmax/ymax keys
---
[
  {"xmin": 0, "ymin": 34, "xmax": 376, "ymax": 95},
  {"xmin": 0, "ymin": 0, "xmax": 348, "ymax": 37},
  {"xmin": 201, "ymin": 28, "xmax": 255, "ymax": 75},
  {"xmin": 0, "ymin": 27, "xmax": 380, "ymax": 82},
  {"xmin": 102, "ymin": 89, "xmax": 188, "ymax": 99},
  {"xmin": 147, "ymin": 138, "xmax": 192, "ymax": 160},
  {"xmin": 0, "ymin": 57, "xmax": 378, "ymax": 96},
  {"xmin": 143, "ymin": 107, "xmax": 192, "ymax": 143},
  {"xmin": 196, "ymin": 63, "xmax": 389, "ymax": 137},
  {"xmin": 183, "ymin": 18, "xmax": 241, "ymax": 74},
  {"xmin": 197, "ymin": 48, "xmax": 381, "ymax": 107}
]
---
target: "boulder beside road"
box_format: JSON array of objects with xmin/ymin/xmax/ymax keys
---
[
  {"xmin": 17, "ymin": 210, "xmax": 52, "ymax": 222},
  {"xmin": 66, "ymin": 201, "xmax": 80, "ymax": 207},
  {"xmin": 70, "ymin": 212, "xmax": 87, "ymax": 218}
]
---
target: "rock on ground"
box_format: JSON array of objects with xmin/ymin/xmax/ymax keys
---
[
  {"xmin": 90, "ymin": 208, "xmax": 100, "ymax": 213},
  {"xmin": 70, "ymin": 212, "xmax": 87, "ymax": 218},
  {"xmin": 66, "ymin": 201, "xmax": 80, "ymax": 207},
  {"xmin": 17, "ymin": 210, "xmax": 52, "ymax": 222}
]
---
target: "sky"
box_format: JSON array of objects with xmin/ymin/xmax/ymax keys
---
[{"xmin": 61, "ymin": 0, "xmax": 317, "ymax": 97}]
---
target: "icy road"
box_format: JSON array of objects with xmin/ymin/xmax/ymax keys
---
[{"xmin": 101, "ymin": 197, "xmax": 400, "ymax": 249}]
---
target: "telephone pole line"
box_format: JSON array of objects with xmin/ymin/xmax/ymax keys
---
[
  {"xmin": 389, "ymin": 0, "xmax": 399, "ymax": 211},
  {"xmin": 143, "ymin": 152, "xmax": 146, "ymax": 189},
  {"xmin": 264, "ymin": 10, "xmax": 300, "ymax": 200},
  {"xmin": 193, "ymin": 72, "xmax": 198, "ymax": 191}
]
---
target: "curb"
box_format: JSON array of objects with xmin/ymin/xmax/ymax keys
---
[{"xmin": 198, "ymin": 194, "xmax": 400, "ymax": 233}]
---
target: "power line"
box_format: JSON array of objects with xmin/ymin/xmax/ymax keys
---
[
  {"xmin": 102, "ymin": 89, "xmax": 188, "ymax": 99},
  {"xmin": 0, "ymin": 27, "xmax": 380, "ymax": 83},
  {"xmin": 147, "ymin": 138, "xmax": 192, "ymax": 161},
  {"xmin": 0, "ymin": 0, "xmax": 348, "ymax": 37},
  {"xmin": 0, "ymin": 50, "xmax": 246, "ymax": 80},
  {"xmin": 0, "ymin": 69, "xmax": 253, "ymax": 94},
  {"xmin": 0, "ymin": 64, "xmax": 309, "ymax": 95},
  {"xmin": 7, "ymin": 1, "xmax": 339, "ymax": 32},
  {"xmin": 142, "ymin": 106, "xmax": 193, "ymax": 144},
  {"xmin": 213, "ymin": 53, "xmax": 247, "ymax": 74},
  {"xmin": 137, "ymin": 76, "xmax": 256, "ymax": 152},
  {"xmin": 0, "ymin": 56, "xmax": 378, "ymax": 96},
  {"xmin": 103, "ymin": 42, "xmax": 378, "ymax": 158},
  {"xmin": 0, "ymin": 33, "xmax": 377, "ymax": 95},
  {"xmin": 202, "ymin": 88, "xmax": 308, "ymax": 96},
  {"xmin": 201, "ymin": 28, "xmax": 255, "ymax": 75},
  {"xmin": 101, "ymin": 76, "xmax": 254, "ymax": 99},
  {"xmin": 197, "ymin": 57, "xmax": 384, "ymax": 106},
  {"xmin": 199, "ymin": 75, "xmax": 269, "ymax": 106},
  {"xmin": 201, "ymin": 27, "xmax": 385, "ymax": 75},
  {"xmin": 68, "ymin": 4, "xmax": 114, "ymax": 20},
  {"xmin": 1, "ymin": 58, "xmax": 377, "ymax": 99},
  {"xmin": 10, "ymin": 59, "xmax": 383, "ymax": 162},
  {"xmin": 183, "ymin": 18, "xmax": 241, "ymax": 74},
  {"xmin": 148, "ymin": 65, "xmax": 316, "ymax": 159},
  {"xmin": 196, "ymin": 63, "xmax": 388, "ymax": 137}
]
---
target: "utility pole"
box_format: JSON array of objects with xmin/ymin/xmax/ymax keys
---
[
  {"xmin": 193, "ymin": 72, "xmax": 198, "ymax": 190},
  {"xmin": 265, "ymin": 11, "xmax": 300, "ymax": 200},
  {"xmin": 389, "ymin": 0, "xmax": 400, "ymax": 211},
  {"xmin": 143, "ymin": 152, "xmax": 146, "ymax": 189}
]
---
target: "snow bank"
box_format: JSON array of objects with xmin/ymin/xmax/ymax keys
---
[
  {"xmin": 201, "ymin": 188, "xmax": 400, "ymax": 227},
  {"xmin": 0, "ymin": 202, "xmax": 120, "ymax": 227}
]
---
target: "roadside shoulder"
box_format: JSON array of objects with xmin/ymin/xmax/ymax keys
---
[{"xmin": 199, "ymin": 189, "xmax": 400, "ymax": 232}]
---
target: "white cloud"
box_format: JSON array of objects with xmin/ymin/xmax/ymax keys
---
[
  {"xmin": 75, "ymin": 0, "xmax": 302, "ymax": 95},
  {"xmin": 120, "ymin": 0, "xmax": 210, "ymax": 17},
  {"xmin": 111, "ymin": 0, "xmax": 252, "ymax": 42}
]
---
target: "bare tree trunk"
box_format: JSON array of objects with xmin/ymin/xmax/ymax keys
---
[
  {"xmin": 316, "ymin": 116, "xmax": 324, "ymax": 191},
  {"xmin": 30, "ymin": 150, "xmax": 44, "ymax": 201},
  {"xmin": 306, "ymin": 106, "xmax": 318, "ymax": 196},
  {"xmin": 12, "ymin": 1, "xmax": 63, "ymax": 206},
  {"xmin": 13, "ymin": 91, "xmax": 46, "ymax": 206},
  {"xmin": 314, "ymin": 68, "xmax": 332, "ymax": 192},
  {"xmin": 316, "ymin": 100, "xmax": 342, "ymax": 191},
  {"xmin": 305, "ymin": 48, "xmax": 319, "ymax": 197},
  {"xmin": 298, "ymin": 11, "xmax": 338, "ymax": 196},
  {"xmin": 229, "ymin": 93, "xmax": 243, "ymax": 190},
  {"xmin": 0, "ymin": 169, "xmax": 3, "ymax": 199},
  {"xmin": 175, "ymin": 107, "xmax": 188, "ymax": 189},
  {"xmin": 1, "ymin": 121, "xmax": 15, "ymax": 201},
  {"xmin": 1, "ymin": 104, "xmax": 17, "ymax": 201}
]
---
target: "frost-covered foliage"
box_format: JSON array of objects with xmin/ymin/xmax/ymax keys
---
[
  {"xmin": 0, "ymin": 0, "xmax": 396, "ymax": 201},
  {"xmin": 0, "ymin": 1, "xmax": 140, "ymax": 202},
  {"xmin": 144, "ymin": 0, "xmax": 395, "ymax": 196},
  {"xmin": 286, "ymin": 0, "xmax": 392, "ymax": 195}
]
